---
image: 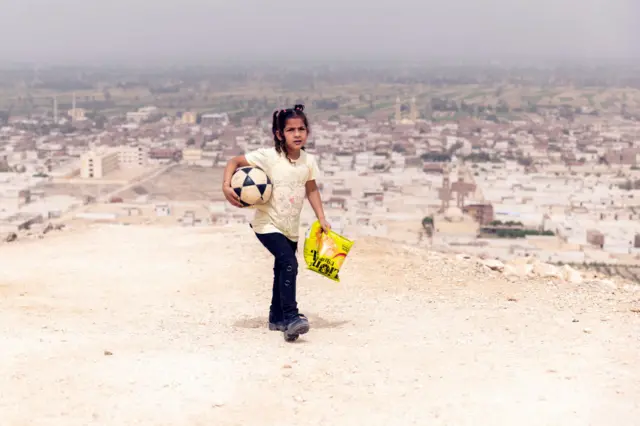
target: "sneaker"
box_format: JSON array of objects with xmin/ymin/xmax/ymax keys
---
[
  {"xmin": 269, "ymin": 320, "xmax": 286, "ymax": 331},
  {"xmin": 283, "ymin": 313, "xmax": 309, "ymax": 341},
  {"xmin": 268, "ymin": 312, "xmax": 285, "ymax": 331}
]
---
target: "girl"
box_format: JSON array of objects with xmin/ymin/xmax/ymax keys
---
[{"xmin": 222, "ymin": 104, "xmax": 330, "ymax": 340}]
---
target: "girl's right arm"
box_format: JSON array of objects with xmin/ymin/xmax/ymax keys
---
[{"xmin": 222, "ymin": 155, "xmax": 250, "ymax": 207}]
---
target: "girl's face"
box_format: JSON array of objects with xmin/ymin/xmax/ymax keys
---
[{"xmin": 280, "ymin": 117, "xmax": 308, "ymax": 153}]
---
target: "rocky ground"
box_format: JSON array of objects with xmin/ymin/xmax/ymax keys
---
[{"xmin": 1, "ymin": 224, "xmax": 639, "ymax": 425}]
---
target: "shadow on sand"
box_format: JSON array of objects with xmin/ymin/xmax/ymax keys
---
[{"xmin": 233, "ymin": 313, "xmax": 349, "ymax": 330}]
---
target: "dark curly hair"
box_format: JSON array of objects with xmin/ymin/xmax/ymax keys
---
[{"xmin": 271, "ymin": 104, "xmax": 309, "ymax": 159}]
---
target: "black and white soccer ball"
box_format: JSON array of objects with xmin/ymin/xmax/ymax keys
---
[{"xmin": 230, "ymin": 166, "xmax": 273, "ymax": 207}]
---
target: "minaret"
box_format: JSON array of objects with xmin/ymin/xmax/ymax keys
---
[
  {"xmin": 71, "ymin": 92, "xmax": 76, "ymax": 121},
  {"xmin": 53, "ymin": 96, "xmax": 58, "ymax": 123},
  {"xmin": 410, "ymin": 97, "xmax": 417, "ymax": 122},
  {"xmin": 395, "ymin": 96, "xmax": 401, "ymax": 122},
  {"xmin": 439, "ymin": 168, "xmax": 451, "ymax": 213}
]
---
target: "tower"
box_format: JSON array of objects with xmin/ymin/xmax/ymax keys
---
[
  {"xmin": 394, "ymin": 96, "xmax": 418, "ymax": 123},
  {"xmin": 410, "ymin": 97, "xmax": 417, "ymax": 122},
  {"xmin": 53, "ymin": 96, "xmax": 58, "ymax": 123},
  {"xmin": 438, "ymin": 167, "xmax": 452, "ymax": 213},
  {"xmin": 70, "ymin": 92, "xmax": 78, "ymax": 122}
]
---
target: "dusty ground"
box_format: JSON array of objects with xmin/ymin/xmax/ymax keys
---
[
  {"xmin": 38, "ymin": 182, "xmax": 122, "ymax": 199},
  {"xmin": 118, "ymin": 166, "xmax": 225, "ymax": 202},
  {"xmin": 1, "ymin": 224, "xmax": 639, "ymax": 426}
]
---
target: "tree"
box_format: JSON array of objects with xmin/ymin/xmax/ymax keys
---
[
  {"xmin": 517, "ymin": 156, "xmax": 533, "ymax": 167},
  {"xmin": 421, "ymin": 216, "xmax": 434, "ymax": 238},
  {"xmin": 421, "ymin": 153, "xmax": 451, "ymax": 162},
  {"xmin": 392, "ymin": 144, "xmax": 406, "ymax": 153},
  {"xmin": 422, "ymin": 216, "xmax": 434, "ymax": 229}
]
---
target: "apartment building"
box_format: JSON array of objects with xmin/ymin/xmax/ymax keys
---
[
  {"xmin": 80, "ymin": 146, "xmax": 148, "ymax": 178},
  {"xmin": 80, "ymin": 150, "xmax": 119, "ymax": 178},
  {"xmin": 118, "ymin": 145, "xmax": 148, "ymax": 168},
  {"xmin": 182, "ymin": 148, "xmax": 203, "ymax": 163}
]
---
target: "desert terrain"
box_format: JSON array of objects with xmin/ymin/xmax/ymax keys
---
[
  {"xmin": 117, "ymin": 166, "xmax": 226, "ymax": 202},
  {"xmin": 1, "ymin": 224, "xmax": 639, "ymax": 425}
]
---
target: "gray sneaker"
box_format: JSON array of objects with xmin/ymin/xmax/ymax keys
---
[
  {"xmin": 269, "ymin": 320, "xmax": 286, "ymax": 331},
  {"xmin": 268, "ymin": 311, "xmax": 286, "ymax": 331},
  {"xmin": 283, "ymin": 314, "xmax": 309, "ymax": 342}
]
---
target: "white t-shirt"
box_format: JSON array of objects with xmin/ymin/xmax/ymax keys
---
[{"xmin": 244, "ymin": 147, "xmax": 320, "ymax": 241}]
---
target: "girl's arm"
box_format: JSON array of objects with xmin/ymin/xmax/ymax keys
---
[
  {"xmin": 221, "ymin": 155, "xmax": 250, "ymax": 207},
  {"xmin": 222, "ymin": 155, "xmax": 250, "ymax": 188},
  {"xmin": 305, "ymin": 180, "xmax": 331, "ymax": 232}
]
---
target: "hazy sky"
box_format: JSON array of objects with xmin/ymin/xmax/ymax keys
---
[{"xmin": 1, "ymin": 0, "xmax": 638, "ymax": 65}]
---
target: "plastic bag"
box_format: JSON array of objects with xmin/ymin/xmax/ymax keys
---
[{"xmin": 303, "ymin": 220, "xmax": 354, "ymax": 282}]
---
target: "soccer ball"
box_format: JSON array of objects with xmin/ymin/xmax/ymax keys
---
[{"xmin": 231, "ymin": 166, "xmax": 273, "ymax": 207}]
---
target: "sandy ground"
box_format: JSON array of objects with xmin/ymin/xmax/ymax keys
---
[
  {"xmin": 118, "ymin": 166, "xmax": 226, "ymax": 202},
  {"xmin": 1, "ymin": 224, "xmax": 640, "ymax": 426}
]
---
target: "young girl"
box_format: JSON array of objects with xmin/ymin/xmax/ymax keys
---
[{"xmin": 222, "ymin": 104, "xmax": 330, "ymax": 340}]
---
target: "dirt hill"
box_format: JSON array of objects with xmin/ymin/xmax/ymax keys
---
[{"xmin": 1, "ymin": 224, "xmax": 639, "ymax": 425}]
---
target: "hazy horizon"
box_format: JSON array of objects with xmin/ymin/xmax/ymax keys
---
[{"xmin": 1, "ymin": 0, "xmax": 639, "ymax": 66}]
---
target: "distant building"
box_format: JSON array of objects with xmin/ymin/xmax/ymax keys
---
[
  {"xmin": 0, "ymin": 187, "xmax": 31, "ymax": 210},
  {"xmin": 80, "ymin": 146, "xmax": 147, "ymax": 178},
  {"xmin": 149, "ymin": 148, "xmax": 182, "ymax": 161},
  {"xmin": 332, "ymin": 188, "xmax": 352, "ymax": 197},
  {"xmin": 182, "ymin": 148, "xmax": 203, "ymax": 164},
  {"xmin": 200, "ymin": 113, "xmax": 229, "ymax": 127},
  {"xmin": 423, "ymin": 163, "xmax": 445, "ymax": 174},
  {"xmin": 68, "ymin": 108, "xmax": 86, "ymax": 121},
  {"xmin": 155, "ymin": 204, "xmax": 171, "ymax": 216},
  {"xmin": 181, "ymin": 111, "xmax": 197, "ymax": 125},
  {"xmin": 80, "ymin": 150, "xmax": 119, "ymax": 178},
  {"xmin": 586, "ymin": 229, "xmax": 605, "ymax": 248},
  {"xmin": 126, "ymin": 106, "xmax": 159, "ymax": 123},
  {"xmin": 463, "ymin": 203, "xmax": 494, "ymax": 225},
  {"xmin": 326, "ymin": 197, "xmax": 347, "ymax": 210},
  {"xmin": 118, "ymin": 145, "xmax": 148, "ymax": 168},
  {"xmin": 604, "ymin": 148, "xmax": 640, "ymax": 166},
  {"xmin": 126, "ymin": 111, "xmax": 148, "ymax": 123},
  {"xmin": 181, "ymin": 210, "xmax": 196, "ymax": 226}
]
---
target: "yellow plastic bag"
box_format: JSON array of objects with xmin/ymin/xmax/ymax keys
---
[{"xmin": 303, "ymin": 221, "xmax": 354, "ymax": 282}]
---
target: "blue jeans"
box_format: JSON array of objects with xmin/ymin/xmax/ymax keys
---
[{"xmin": 254, "ymin": 232, "xmax": 299, "ymax": 322}]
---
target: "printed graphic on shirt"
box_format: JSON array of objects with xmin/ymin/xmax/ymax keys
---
[{"xmin": 244, "ymin": 147, "xmax": 319, "ymax": 241}]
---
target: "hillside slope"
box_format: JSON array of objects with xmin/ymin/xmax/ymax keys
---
[{"xmin": 1, "ymin": 224, "xmax": 639, "ymax": 426}]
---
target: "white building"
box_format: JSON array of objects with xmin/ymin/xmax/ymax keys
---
[
  {"xmin": 80, "ymin": 146, "xmax": 148, "ymax": 178},
  {"xmin": 118, "ymin": 145, "xmax": 148, "ymax": 168},
  {"xmin": 80, "ymin": 149, "xmax": 119, "ymax": 179}
]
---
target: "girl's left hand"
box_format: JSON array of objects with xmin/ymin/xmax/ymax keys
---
[{"xmin": 319, "ymin": 218, "xmax": 331, "ymax": 233}]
